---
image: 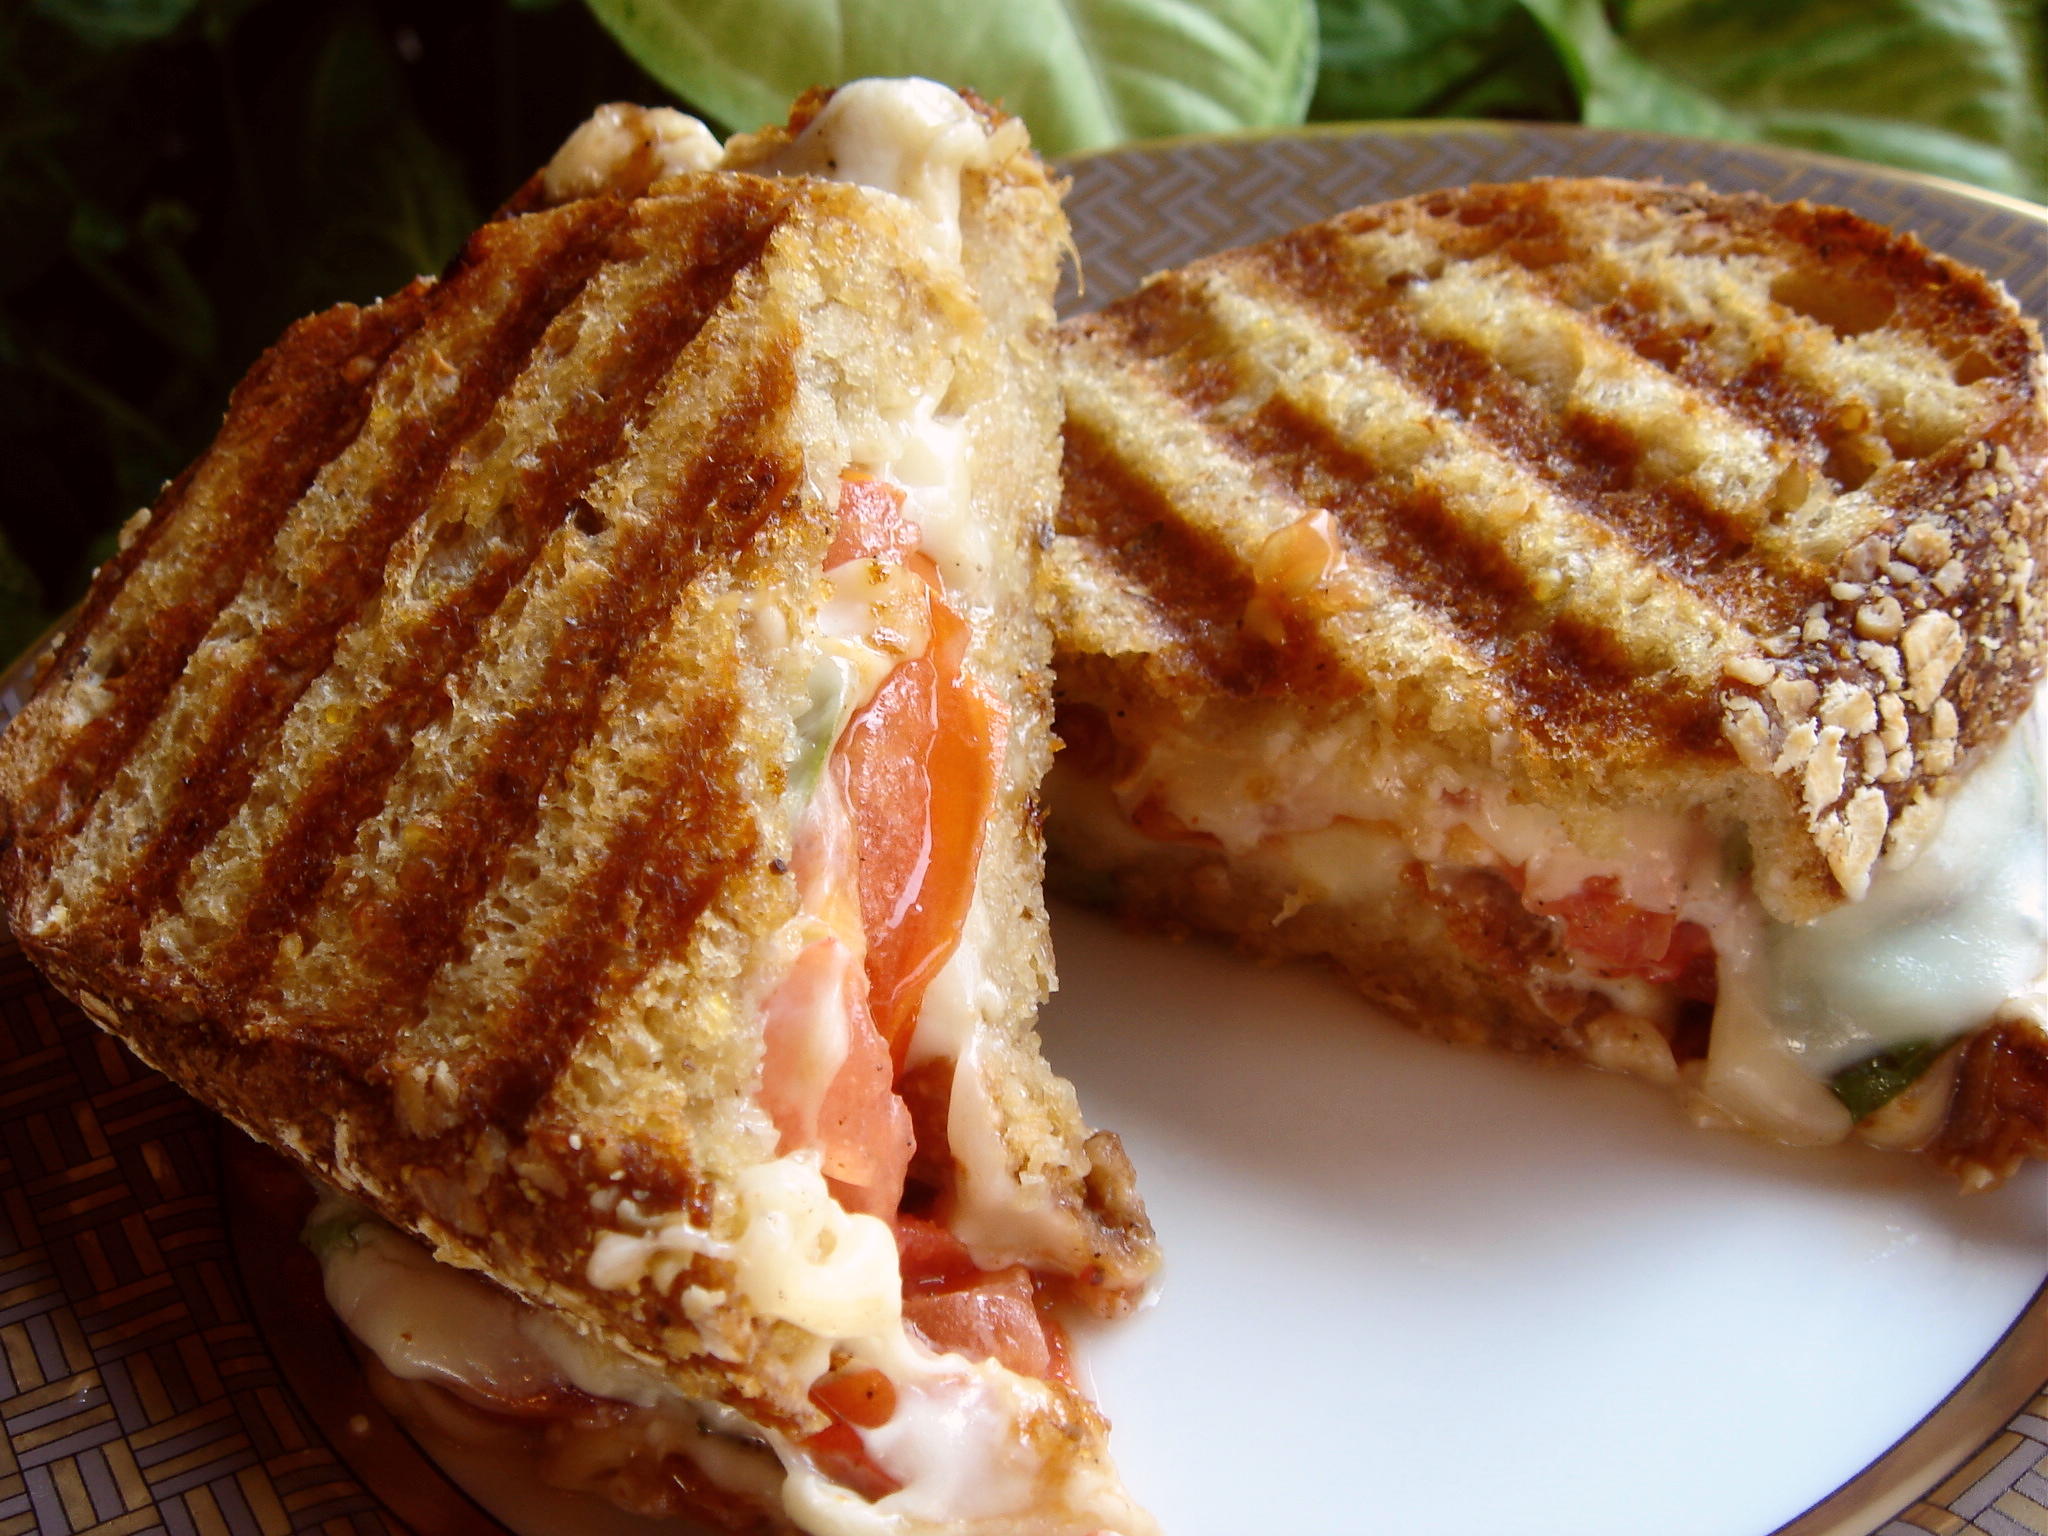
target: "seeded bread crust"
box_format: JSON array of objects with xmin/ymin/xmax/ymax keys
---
[
  {"xmin": 1051, "ymin": 178, "xmax": 2048, "ymax": 926},
  {"xmin": 1048, "ymin": 178, "xmax": 2048, "ymax": 1182}
]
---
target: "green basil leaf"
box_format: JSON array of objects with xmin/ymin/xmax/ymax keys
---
[
  {"xmin": 32, "ymin": 0, "xmax": 197, "ymax": 48},
  {"xmin": 1311, "ymin": 0, "xmax": 1574, "ymax": 123},
  {"xmin": 1830, "ymin": 1038, "xmax": 1947, "ymax": 1123},
  {"xmin": 1520, "ymin": 0, "xmax": 2047, "ymax": 200},
  {"xmin": 580, "ymin": 0, "xmax": 1318, "ymax": 155}
]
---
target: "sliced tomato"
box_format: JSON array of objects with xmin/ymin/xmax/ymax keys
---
[
  {"xmin": 1534, "ymin": 877, "xmax": 1676, "ymax": 974},
  {"xmin": 803, "ymin": 1361, "xmax": 901, "ymax": 1504},
  {"xmin": 759, "ymin": 937, "xmax": 914, "ymax": 1219},
  {"xmin": 828, "ymin": 474, "xmax": 920, "ymax": 567},
  {"xmin": 904, "ymin": 1265, "xmax": 1058, "ymax": 1383},
  {"xmin": 765, "ymin": 470, "xmax": 1001, "ymax": 1223},
  {"xmin": 894, "ymin": 1213, "xmax": 982, "ymax": 1293},
  {"xmin": 1530, "ymin": 876, "xmax": 1717, "ymax": 995},
  {"xmin": 811, "ymin": 1366, "xmax": 897, "ymax": 1430},
  {"xmin": 836, "ymin": 569, "xmax": 1005, "ymax": 1063},
  {"xmin": 893, "ymin": 1215, "xmax": 1067, "ymax": 1383},
  {"xmin": 801, "ymin": 1419, "xmax": 901, "ymax": 1504}
]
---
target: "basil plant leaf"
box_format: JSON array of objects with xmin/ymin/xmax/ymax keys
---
[
  {"xmin": 32, "ymin": 0, "xmax": 197, "ymax": 48},
  {"xmin": 581, "ymin": 0, "xmax": 1319, "ymax": 155},
  {"xmin": 1312, "ymin": 0, "xmax": 1575, "ymax": 123},
  {"xmin": 1521, "ymin": 0, "xmax": 2048, "ymax": 201}
]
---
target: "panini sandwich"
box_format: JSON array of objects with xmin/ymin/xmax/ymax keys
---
[
  {"xmin": 0, "ymin": 81, "xmax": 1158, "ymax": 1534},
  {"xmin": 1047, "ymin": 178, "xmax": 2048, "ymax": 1184}
]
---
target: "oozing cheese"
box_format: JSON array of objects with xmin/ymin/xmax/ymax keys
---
[
  {"xmin": 1760, "ymin": 720, "xmax": 2045, "ymax": 1077},
  {"xmin": 540, "ymin": 103, "xmax": 722, "ymax": 202},
  {"xmin": 760, "ymin": 78, "xmax": 998, "ymax": 264},
  {"xmin": 1099, "ymin": 702, "xmax": 2047, "ymax": 1146},
  {"xmin": 317, "ymin": 1203, "xmax": 786, "ymax": 1504},
  {"xmin": 588, "ymin": 1155, "xmax": 1148, "ymax": 1536}
]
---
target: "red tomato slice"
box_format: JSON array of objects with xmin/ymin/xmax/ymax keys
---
[
  {"xmin": 895, "ymin": 1215, "xmax": 1065, "ymax": 1383},
  {"xmin": 801, "ymin": 1420, "xmax": 901, "ymax": 1503},
  {"xmin": 828, "ymin": 474, "xmax": 921, "ymax": 567},
  {"xmin": 759, "ymin": 935, "xmax": 913, "ymax": 1220},
  {"xmin": 811, "ymin": 1366, "xmax": 897, "ymax": 1430},
  {"xmin": 1535, "ymin": 877, "xmax": 1677, "ymax": 974},
  {"xmin": 827, "ymin": 469, "xmax": 1006, "ymax": 1061},
  {"xmin": 903, "ymin": 1265, "xmax": 1054, "ymax": 1382},
  {"xmin": 894, "ymin": 1213, "xmax": 982, "ymax": 1293},
  {"xmin": 837, "ymin": 596, "xmax": 1004, "ymax": 1063},
  {"xmin": 1531, "ymin": 876, "xmax": 1717, "ymax": 993}
]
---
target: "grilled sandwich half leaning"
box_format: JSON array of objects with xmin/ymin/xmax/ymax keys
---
[
  {"xmin": 0, "ymin": 81, "xmax": 1158, "ymax": 1536},
  {"xmin": 1047, "ymin": 178, "xmax": 2048, "ymax": 1185}
]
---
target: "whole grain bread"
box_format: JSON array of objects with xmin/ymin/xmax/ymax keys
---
[
  {"xmin": 1048, "ymin": 178, "xmax": 2048, "ymax": 1184},
  {"xmin": 0, "ymin": 95, "xmax": 1154, "ymax": 1532},
  {"xmin": 1051, "ymin": 178, "xmax": 2048, "ymax": 923}
]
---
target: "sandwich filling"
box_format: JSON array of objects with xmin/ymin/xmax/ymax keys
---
[
  {"xmin": 309, "ymin": 81, "xmax": 1144, "ymax": 1536},
  {"xmin": 1057, "ymin": 698, "xmax": 2045, "ymax": 1150}
]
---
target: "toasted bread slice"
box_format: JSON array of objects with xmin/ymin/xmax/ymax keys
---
[
  {"xmin": 1047, "ymin": 178, "xmax": 2048, "ymax": 1184},
  {"xmin": 0, "ymin": 85, "xmax": 1156, "ymax": 1535}
]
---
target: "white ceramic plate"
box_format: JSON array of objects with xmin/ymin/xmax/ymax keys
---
[
  {"xmin": 1042, "ymin": 902, "xmax": 2045, "ymax": 1535},
  {"xmin": 1045, "ymin": 123, "xmax": 2048, "ymax": 1536},
  {"xmin": 2, "ymin": 124, "xmax": 2044, "ymax": 1536}
]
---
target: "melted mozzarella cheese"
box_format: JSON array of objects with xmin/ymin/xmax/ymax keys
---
[
  {"xmin": 761, "ymin": 78, "xmax": 993, "ymax": 263},
  {"xmin": 1122, "ymin": 721, "xmax": 1709, "ymax": 923},
  {"xmin": 1106, "ymin": 702, "xmax": 2047, "ymax": 1146},
  {"xmin": 541, "ymin": 103, "xmax": 722, "ymax": 202},
  {"xmin": 318, "ymin": 1205, "xmax": 785, "ymax": 1503},
  {"xmin": 889, "ymin": 404, "xmax": 992, "ymax": 597},
  {"xmin": 1763, "ymin": 720, "xmax": 2045, "ymax": 1076},
  {"xmin": 588, "ymin": 1151, "xmax": 1152, "ymax": 1536},
  {"xmin": 817, "ymin": 558, "xmax": 935, "ymax": 715},
  {"xmin": 589, "ymin": 1151, "xmax": 902, "ymax": 1348}
]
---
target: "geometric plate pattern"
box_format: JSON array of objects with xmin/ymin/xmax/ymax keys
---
[
  {"xmin": 2, "ymin": 123, "xmax": 2046, "ymax": 1536},
  {"xmin": 1060, "ymin": 122, "xmax": 2048, "ymax": 327},
  {"xmin": 0, "ymin": 929, "xmax": 396, "ymax": 1536},
  {"xmin": 1882, "ymin": 1404, "xmax": 2048, "ymax": 1536}
]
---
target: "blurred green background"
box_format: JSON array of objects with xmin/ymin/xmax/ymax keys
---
[{"xmin": 2, "ymin": 0, "xmax": 2042, "ymax": 661}]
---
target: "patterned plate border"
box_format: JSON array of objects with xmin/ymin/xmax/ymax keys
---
[{"xmin": 2, "ymin": 122, "xmax": 2045, "ymax": 1536}]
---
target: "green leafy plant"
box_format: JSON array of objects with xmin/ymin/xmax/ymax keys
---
[
  {"xmin": 582, "ymin": 0, "xmax": 1319, "ymax": 155},
  {"xmin": 1307, "ymin": 0, "xmax": 2047, "ymax": 201},
  {"xmin": 2, "ymin": 0, "xmax": 2043, "ymax": 659}
]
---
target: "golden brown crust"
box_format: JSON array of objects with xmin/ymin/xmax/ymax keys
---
[
  {"xmin": 1054, "ymin": 177, "xmax": 2048, "ymax": 922},
  {"xmin": 1931, "ymin": 1018, "xmax": 2048, "ymax": 1188},
  {"xmin": 0, "ymin": 99, "xmax": 1146, "ymax": 1524},
  {"xmin": 1049, "ymin": 176, "xmax": 2048, "ymax": 1181}
]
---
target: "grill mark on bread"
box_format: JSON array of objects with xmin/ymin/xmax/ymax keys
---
[
  {"xmin": 1579, "ymin": 280, "xmax": 1839, "ymax": 455},
  {"xmin": 456, "ymin": 690, "xmax": 755, "ymax": 1127},
  {"xmin": 1058, "ymin": 413, "xmax": 1340, "ymax": 693},
  {"xmin": 1243, "ymin": 232, "xmax": 1812, "ymax": 626},
  {"xmin": 174, "ymin": 192, "xmax": 795, "ymax": 997},
  {"xmin": 70, "ymin": 206, "xmax": 628, "ymax": 958},
  {"xmin": 2, "ymin": 296, "xmax": 431, "ymax": 850},
  {"xmin": 1223, "ymin": 393, "xmax": 1724, "ymax": 752},
  {"xmin": 273, "ymin": 357, "xmax": 804, "ymax": 1070},
  {"xmin": 1077, "ymin": 273, "xmax": 1736, "ymax": 750},
  {"xmin": 1224, "ymin": 392, "xmax": 1536, "ymax": 639},
  {"xmin": 1090, "ymin": 265, "xmax": 1755, "ymax": 660}
]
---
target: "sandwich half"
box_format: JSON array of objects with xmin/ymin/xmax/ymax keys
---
[
  {"xmin": 0, "ymin": 81, "xmax": 1157, "ymax": 1535},
  {"xmin": 1046, "ymin": 178, "xmax": 2048, "ymax": 1186}
]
